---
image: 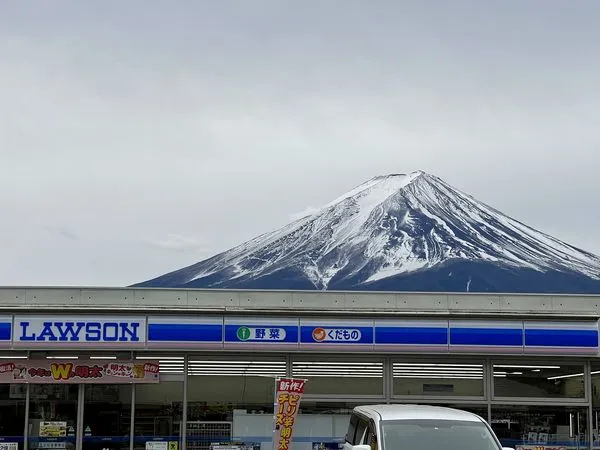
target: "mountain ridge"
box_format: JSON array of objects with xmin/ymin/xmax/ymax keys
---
[{"xmin": 134, "ymin": 171, "xmax": 600, "ymax": 293}]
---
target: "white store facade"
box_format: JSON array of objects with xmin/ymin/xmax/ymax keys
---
[{"xmin": 1, "ymin": 287, "xmax": 600, "ymax": 450}]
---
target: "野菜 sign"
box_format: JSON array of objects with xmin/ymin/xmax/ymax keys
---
[
  {"xmin": 273, "ymin": 377, "xmax": 307, "ymax": 450},
  {"xmin": 0, "ymin": 359, "xmax": 159, "ymax": 384},
  {"xmin": 222, "ymin": 318, "xmax": 299, "ymax": 348},
  {"xmin": 236, "ymin": 326, "xmax": 287, "ymax": 341}
]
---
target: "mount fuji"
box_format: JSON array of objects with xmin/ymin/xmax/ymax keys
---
[{"xmin": 134, "ymin": 171, "xmax": 600, "ymax": 293}]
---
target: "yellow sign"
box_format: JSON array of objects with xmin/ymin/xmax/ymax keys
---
[
  {"xmin": 39, "ymin": 421, "xmax": 67, "ymax": 438},
  {"xmin": 168, "ymin": 441, "xmax": 178, "ymax": 450}
]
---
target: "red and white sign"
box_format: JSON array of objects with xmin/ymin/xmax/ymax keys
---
[
  {"xmin": 0, "ymin": 360, "xmax": 159, "ymax": 384},
  {"xmin": 273, "ymin": 377, "xmax": 307, "ymax": 450}
]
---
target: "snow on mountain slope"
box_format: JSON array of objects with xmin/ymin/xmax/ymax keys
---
[{"xmin": 134, "ymin": 171, "xmax": 600, "ymax": 292}]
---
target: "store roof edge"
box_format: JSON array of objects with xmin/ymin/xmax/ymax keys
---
[{"xmin": 0, "ymin": 286, "xmax": 599, "ymax": 318}]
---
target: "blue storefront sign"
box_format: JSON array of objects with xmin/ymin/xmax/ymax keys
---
[
  {"xmin": 523, "ymin": 320, "xmax": 599, "ymax": 354},
  {"xmin": 0, "ymin": 316, "xmax": 11, "ymax": 348},
  {"xmin": 147, "ymin": 317, "xmax": 223, "ymax": 348},
  {"xmin": 449, "ymin": 320, "xmax": 524, "ymax": 353},
  {"xmin": 4, "ymin": 314, "xmax": 599, "ymax": 355},
  {"xmin": 224, "ymin": 317, "xmax": 299, "ymax": 349},
  {"xmin": 374, "ymin": 319, "xmax": 448, "ymax": 351},
  {"xmin": 12, "ymin": 316, "xmax": 146, "ymax": 348}
]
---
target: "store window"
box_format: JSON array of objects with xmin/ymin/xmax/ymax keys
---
[
  {"xmin": 492, "ymin": 362, "xmax": 585, "ymax": 398},
  {"xmin": 295, "ymin": 402, "xmax": 360, "ymax": 449},
  {"xmin": 0, "ymin": 383, "xmax": 26, "ymax": 449},
  {"xmin": 291, "ymin": 358, "xmax": 384, "ymax": 396},
  {"xmin": 392, "ymin": 361, "xmax": 484, "ymax": 397},
  {"xmin": 491, "ymin": 405, "xmax": 588, "ymax": 449},
  {"xmin": 437, "ymin": 404, "xmax": 488, "ymax": 420},
  {"xmin": 589, "ymin": 362, "xmax": 600, "ymax": 447},
  {"xmin": 83, "ymin": 384, "xmax": 132, "ymax": 450},
  {"xmin": 28, "ymin": 384, "xmax": 79, "ymax": 450},
  {"xmin": 186, "ymin": 355, "xmax": 285, "ymax": 450},
  {"xmin": 134, "ymin": 355, "xmax": 184, "ymax": 449}
]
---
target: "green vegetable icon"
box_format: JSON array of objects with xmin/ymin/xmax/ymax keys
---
[{"xmin": 237, "ymin": 326, "xmax": 251, "ymax": 341}]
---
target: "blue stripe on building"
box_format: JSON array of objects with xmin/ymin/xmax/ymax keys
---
[
  {"xmin": 5, "ymin": 313, "xmax": 599, "ymax": 351},
  {"xmin": 524, "ymin": 328, "xmax": 598, "ymax": 347},
  {"xmin": 375, "ymin": 326, "xmax": 447, "ymax": 345},
  {"xmin": 147, "ymin": 323, "xmax": 223, "ymax": 342},
  {"xmin": 450, "ymin": 327, "xmax": 523, "ymax": 346},
  {"xmin": 0, "ymin": 322, "xmax": 11, "ymax": 341}
]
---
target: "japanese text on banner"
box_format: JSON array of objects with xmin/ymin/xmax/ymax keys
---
[
  {"xmin": 273, "ymin": 378, "xmax": 306, "ymax": 450},
  {"xmin": 0, "ymin": 360, "xmax": 159, "ymax": 384}
]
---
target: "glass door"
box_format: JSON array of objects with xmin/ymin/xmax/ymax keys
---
[
  {"xmin": 0, "ymin": 384, "xmax": 26, "ymax": 450},
  {"xmin": 27, "ymin": 385, "xmax": 79, "ymax": 450},
  {"xmin": 83, "ymin": 384, "xmax": 132, "ymax": 450}
]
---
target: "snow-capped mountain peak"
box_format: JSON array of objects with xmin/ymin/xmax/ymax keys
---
[{"xmin": 135, "ymin": 171, "xmax": 600, "ymax": 293}]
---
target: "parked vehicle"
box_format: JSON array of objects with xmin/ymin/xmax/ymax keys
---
[{"xmin": 343, "ymin": 404, "xmax": 514, "ymax": 450}]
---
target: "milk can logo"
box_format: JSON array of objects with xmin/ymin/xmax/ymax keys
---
[
  {"xmin": 237, "ymin": 326, "xmax": 251, "ymax": 341},
  {"xmin": 311, "ymin": 327, "xmax": 361, "ymax": 342}
]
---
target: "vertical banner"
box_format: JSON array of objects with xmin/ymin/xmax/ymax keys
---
[{"xmin": 273, "ymin": 377, "xmax": 307, "ymax": 450}]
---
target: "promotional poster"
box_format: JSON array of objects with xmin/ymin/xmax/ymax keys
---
[
  {"xmin": 0, "ymin": 359, "xmax": 159, "ymax": 384},
  {"xmin": 273, "ymin": 377, "xmax": 307, "ymax": 450}
]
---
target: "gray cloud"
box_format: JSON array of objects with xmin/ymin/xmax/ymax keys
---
[
  {"xmin": 44, "ymin": 226, "xmax": 78, "ymax": 241},
  {"xmin": 0, "ymin": 0, "xmax": 599, "ymax": 286},
  {"xmin": 141, "ymin": 234, "xmax": 206, "ymax": 253}
]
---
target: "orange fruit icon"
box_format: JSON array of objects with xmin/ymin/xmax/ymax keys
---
[{"xmin": 312, "ymin": 327, "xmax": 326, "ymax": 342}]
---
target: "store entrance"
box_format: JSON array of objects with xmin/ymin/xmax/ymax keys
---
[
  {"xmin": 82, "ymin": 384, "xmax": 132, "ymax": 450},
  {"xmin": 26, "ymin": 384, "xmax": 133, "ymax": 450},
  {"xmin": 27, "ymin": 385, "xmax": 78, "ymax": 450}
]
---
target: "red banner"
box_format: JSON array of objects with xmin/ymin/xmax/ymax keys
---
[
  {"xmin": 273, "ymin": 377, "xmax": 307, "ymax": 450},
  {"xmin": 0, "ymin": 360, "xmax": 159, "ymax": 384}
]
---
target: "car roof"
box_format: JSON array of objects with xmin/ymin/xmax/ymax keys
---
[{"xmin": 353, "ymin": 404, "xmax": 484, "ymax": 422}]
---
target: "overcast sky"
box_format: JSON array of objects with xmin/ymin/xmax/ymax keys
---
[{"xmin": 1, "ymin": 0, "xmax": 599, "ymax": 287}]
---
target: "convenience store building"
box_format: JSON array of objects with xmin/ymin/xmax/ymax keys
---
[{"xmin": 1, "ymin": 287, "xmax": 600, "ymax": 450}]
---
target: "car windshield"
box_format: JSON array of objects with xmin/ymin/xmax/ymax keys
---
[{"xmin": 381, "ymin": 419, "xmax": 501, "ymax": 450}]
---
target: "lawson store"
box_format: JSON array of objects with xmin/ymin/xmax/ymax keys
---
[{"xmin": 2, "ymin": 287, "xmax": 600, "ymax": 450}]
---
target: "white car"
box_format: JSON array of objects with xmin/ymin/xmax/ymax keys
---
[{"xmin": 343, "ymin": 404, "xmax": 514, "ymax": 450}]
